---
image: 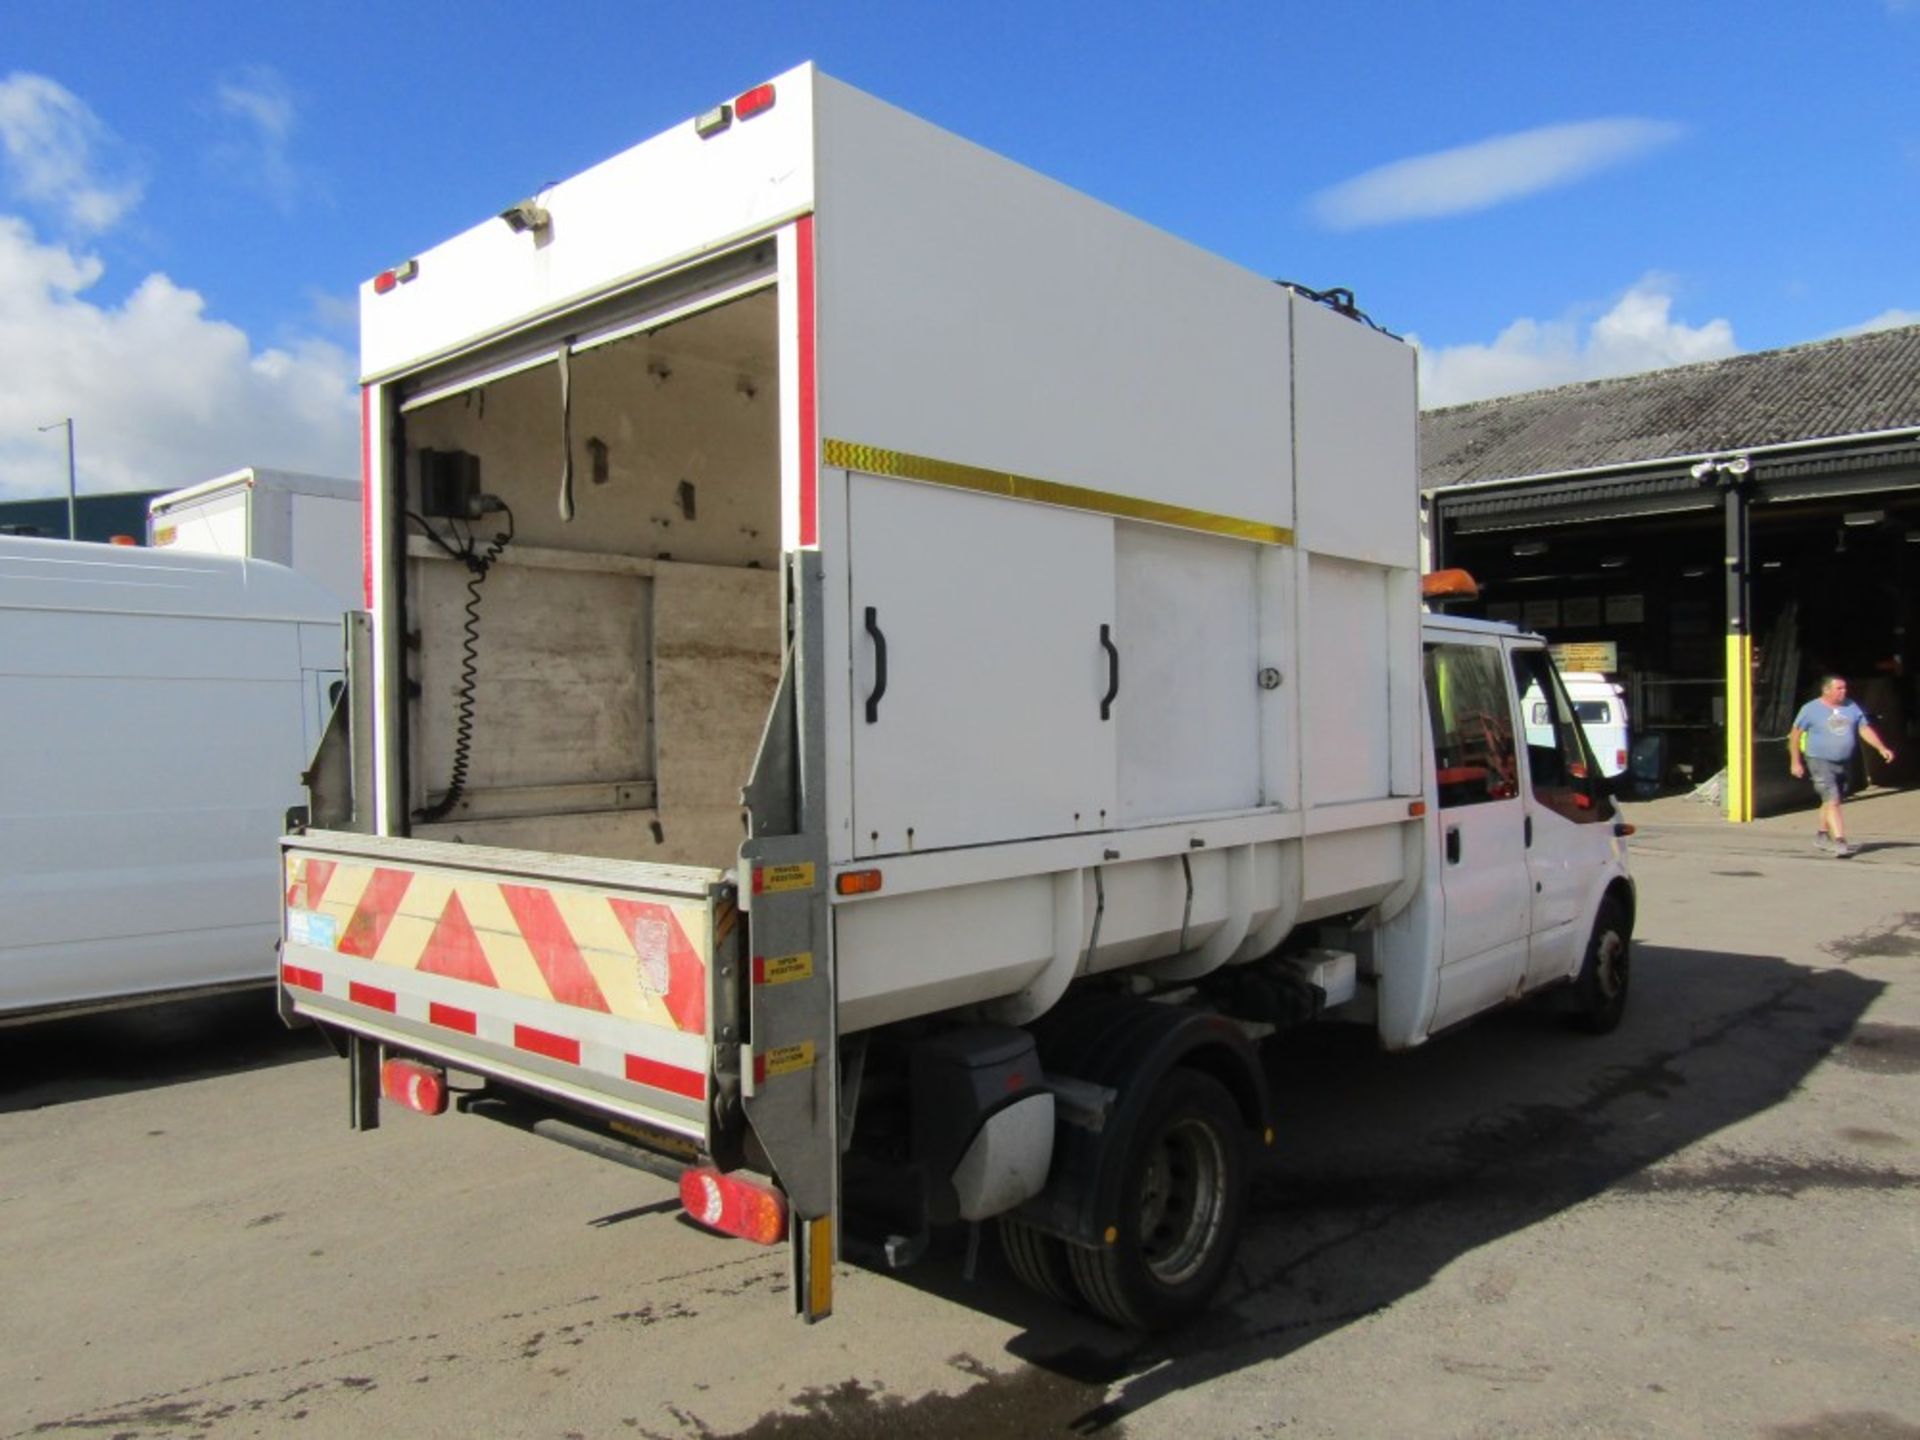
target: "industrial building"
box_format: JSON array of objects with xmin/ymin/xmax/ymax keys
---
[{"xmin": 1422, "ymin": 323, "xmax": 1919, "ymax": 818}]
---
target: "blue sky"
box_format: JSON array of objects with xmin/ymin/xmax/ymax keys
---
[{"xmin": 1, "ymin": 0, "xmax": 1915, "ymax": 498}]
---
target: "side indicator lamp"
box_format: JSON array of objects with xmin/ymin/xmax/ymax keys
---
[
  {"xmin": 835, "ymin": 869, "xmax": 883, "ymax": 896},
  {"xmin": 1407, "ymin": 800, "xmax": 1428, "ymax": 818},
  {"xmin": 680, "ymin": 1166, "xmax": 788, "ymax": 1245}
]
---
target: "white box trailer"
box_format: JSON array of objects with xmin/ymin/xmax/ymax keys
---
[
  {"xmin": 280, "ymin": 66, "xmax": 1634, "ymax": 1330},
  {"xmin": 149, "ymin": 468, "xmax": 362, "ymax": 609},
  {"xmin": 1, "ymin": 537, "xmax": 346, "ymax": 1022}
]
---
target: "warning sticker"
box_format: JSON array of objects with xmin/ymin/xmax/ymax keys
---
[
  {"xmin": 755, "ymin": 953, "xmax": 814, "ymax": 986},
  {"xmin": 755, "ymin": 863, "xmax": 816, "ymax": 895},
  {"xmin": 760, "ymin": 1042, "xmax": 815, "ymax": 1079},
  {"xmin": 287, "ymin": 910, "xmax": 339, "ymax": 952}
]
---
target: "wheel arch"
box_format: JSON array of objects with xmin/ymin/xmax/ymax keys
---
[{"xmin": 1016, "ymin": 993, "xmax": 1272, "ymax": 1248}]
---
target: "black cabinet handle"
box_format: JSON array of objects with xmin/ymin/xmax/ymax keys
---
[
  {"xmin": 864, "ymin": 606, "xmax": 888, "ymax": 723},
  {"xmin": 1099, "ymin": 623, "xmax": 1120, "ymax": 721}
]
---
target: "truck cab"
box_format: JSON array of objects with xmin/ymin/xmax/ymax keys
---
[{"xmin": 1411, "ymin": 616, "xmax": 1634, "ymax": 1040}]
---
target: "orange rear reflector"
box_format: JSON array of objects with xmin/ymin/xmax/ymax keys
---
[
  {"xmin": 835, "ymin": 869, "xmax": 883, "ymax": 896},
  {"xmin": 1407, "ymin": 800, "xmax": 1427, "ymax": 817}
]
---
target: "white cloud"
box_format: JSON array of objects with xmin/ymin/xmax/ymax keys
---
[
  {"xmin": 0, "ymin": 217, "xmax": 357, "ymax": 499},
  {"xmin": 211, "ymin": 66, "xmax": 302, "ymax": 212},
  {"xmin": 0, "ymin": 73, "xmax": 143, "ymax": 233},
  {"xmin": 1311, "ymin": 119, "xmax": 1684, "ymax": 230},
  {"xmin": 1831, "ymin": 308, "xmax": 1920, "ymax": 336},
  {"xmin": 1415, "ymin": 278, "xmax": 1737, "ymax": 407}
]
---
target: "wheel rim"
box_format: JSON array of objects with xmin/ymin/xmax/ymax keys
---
[
  {"xmin": 1136, "ymin": 1115, "xmax": 1228, "ymax": 1286},
  {"xmin": 1593, "ymin": 929, "xmax": 1627, "ymax": 1001}
]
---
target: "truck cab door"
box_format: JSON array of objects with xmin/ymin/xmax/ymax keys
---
[
  {"xmin": 1507, "ymin": 645, "xmax": 1613, "ymax": 991},
  {"xmin": 1423, "ymin": 638, "xmax": 1530, "ymax": 1030}
]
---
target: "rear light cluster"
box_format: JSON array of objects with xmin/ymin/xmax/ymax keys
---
[
  {"xmin": 694, "ymin": 82, "xmax": 778, "ymax": 140},
  {"xmin": 380, "ymin": 1058, "xmax": 448, "ymax": 1116},
  {"xmin": 679, "ymin": 1166, "xmax": 787, "ymax": 1244}
]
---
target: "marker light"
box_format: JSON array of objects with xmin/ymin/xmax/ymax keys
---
[
  {"xmin": 679, "ymin": 1167, "xmax": 788, "ymax": 1245},
  {"xmin": 735, "ymin": 84, "xmax": 776, "ymax": 119},
  {"xmin": 373, "ymin": 259, "xmax": 419, "ymax": 295},
  {"xmin": 380, "ymin": 1058, "xmax": 448, "ymax": 1116},
  {"xmin": 835, "ymin": 869, "xmax": 883, "ymax": 896},
  {"xmin": 695, "ymin": 103, "xmax": 732, "ymax": 138}
]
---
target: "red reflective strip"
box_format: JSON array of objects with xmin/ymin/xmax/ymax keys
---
[
  {"xmin": 337, "ymin": 867, "xmax": 412, "ymax": 958},
  {"xmin": 500, "ymin": 884, "xmax": 611, "ymax": 1012},
  {"xmin": 360, "ymin": 386, "xmax": 373, "ymax": 609},
  {"xmin": 429, "ymin": 1002, "xmax": 478, "ymax": 1034},
  {"xmin": 282, "ymin": 964, "xmax": 323, "ymax": 992},
  {"xmin": 514, "ymin": 1025, "xmax": 580, "ymax": 1064},
  {"xmin": 606, "ymin": 898, "xmax": 707, "ymax": 1035},
  {"xmin": 416, "ymin": 891, "xmax": 500, "ymax": 989},
  {"xmin": 796, "ymin": 215, "xmax": 817, "ymax": 548},
  {"xmin": 349, "ymin": 982, "xmax": 397, "ymax": 1012},
  {"xmin": 625, "ymin": 1053, "xmax": 706, "ymax": 1101}
]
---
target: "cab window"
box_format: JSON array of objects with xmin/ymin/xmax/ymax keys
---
[
  {"xmin": 1425, "ymin": 643, "xmax": 1518, "ymax": 808},
  {"xmin": 1510, "ymin": 649, "xmax": 1608, "ymax": 823}
]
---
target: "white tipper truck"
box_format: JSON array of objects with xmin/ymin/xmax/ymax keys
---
[{"xmin": 279, "ymin": 65, "xmax": 1634, "ymax": 1330}]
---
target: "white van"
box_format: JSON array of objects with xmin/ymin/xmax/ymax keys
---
[
  {"xmin": 1, "ymin": 537, "xmax": 346, "ymax": 1022},
  {"xmin": 1526, "ymin": 671, "xmax": 1630, "ymax": 778}
]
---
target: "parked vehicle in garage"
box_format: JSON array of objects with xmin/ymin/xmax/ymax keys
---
[{"xmin": 1527, "ymin": 671, "xmax": 1631, "ymax": 778}]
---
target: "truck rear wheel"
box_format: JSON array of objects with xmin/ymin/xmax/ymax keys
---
[
  {"xmin": 1067, "ymin": 1068, "xmax": 1246, "ymax": 1331},
  {"xmin": 1566, "ymin": 898, "xmax": 1631, "ymax": 1035},
  {"xmin": 998, "ymin": 1217, "xmax": 1078, "ymax": 1304}
]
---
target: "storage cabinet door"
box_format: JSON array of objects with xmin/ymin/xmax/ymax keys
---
[{"xmin": 848, "ymin": 475, "xmax": 1117, "ymax": 856}]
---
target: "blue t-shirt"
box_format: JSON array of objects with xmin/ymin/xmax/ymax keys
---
[{"xmin": 1794, "ymin": 699, "xmax": 1867, "ymax": 761}]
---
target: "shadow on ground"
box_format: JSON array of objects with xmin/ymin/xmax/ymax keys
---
[
  {"xmin": 0, "ymin": 987, "xmax": 327, "ymax": 1114},
  {"xmin": 720, "ymin": 941, "xmax": 1891, "ymax": 1438}
]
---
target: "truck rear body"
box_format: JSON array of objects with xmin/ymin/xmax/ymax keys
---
[{"xmin": 281, "ymin": 65, "xmax": 1628, "ymax": 1327}]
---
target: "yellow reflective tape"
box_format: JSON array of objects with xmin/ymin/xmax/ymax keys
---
[
  {"xmin": 823, "ymin": 438, "xmax": 1295, "ymax": 547},
  {"xmin": 757, "ymin": 952, "xmax": 814, "ymax": 986},
  {"xmin": 806, "ymin": 1215, "xmax": 834, "ymax": 1322}
]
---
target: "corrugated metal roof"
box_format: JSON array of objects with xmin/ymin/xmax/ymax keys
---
[{"xmin": 1421, "ymin": 323, "xmax": 1920, "ymax": 489}]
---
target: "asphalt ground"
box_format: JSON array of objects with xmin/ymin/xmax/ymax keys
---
[{"xmin": 2, "ymin": 807, "xmax": 1916, "ymax": 1439}]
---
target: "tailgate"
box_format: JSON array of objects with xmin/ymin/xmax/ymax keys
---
[{"xmin": 280, "ymin": 830, "xmax": 736, "ymax": 1149}]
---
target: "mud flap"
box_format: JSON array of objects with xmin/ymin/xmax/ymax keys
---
[{"xmin": 740, "ymin": 554, "xmax": 837, "ymax": 1321}]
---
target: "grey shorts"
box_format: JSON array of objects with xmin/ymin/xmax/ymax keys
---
[{"xmin": 1806, "ymin": 756, "xmax": 1849, "ymax": 803}]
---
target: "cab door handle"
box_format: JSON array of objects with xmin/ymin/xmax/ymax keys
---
[{"xmin": 1445, "ymin": 826, "xmax": 1461, "ymax": 864}]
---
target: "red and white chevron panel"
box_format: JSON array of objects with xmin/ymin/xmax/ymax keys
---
[{"xmin": 282, "ymin": 853, "xmax": 725, "ymax": 1117}]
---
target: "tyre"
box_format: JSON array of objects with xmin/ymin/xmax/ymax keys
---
[
  {"xmin": 1566, "ymin": 898, "xmax": 1631, "ymax": 1035},
  {"xmin": 998, "ymin": 1217, "xmax": 1078, "ymax": 1304},
  {"xmin": 1067, "ymin": 1068, "xmax": 1247, "ymax": 1332}
]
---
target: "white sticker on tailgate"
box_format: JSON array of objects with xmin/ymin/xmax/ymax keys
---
[{"xmin": 288, "ymin": 910, "xmax": 339, "ymax": 951}]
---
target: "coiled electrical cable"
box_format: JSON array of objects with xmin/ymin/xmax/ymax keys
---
[{"xmin": 407, "ymin": 501, "xmax": 514, "ymax": 824}]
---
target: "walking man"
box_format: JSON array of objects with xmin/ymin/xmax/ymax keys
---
[{"xmin": 1789, "ymin": 675, "xmax": 1895, "ymax": 857}]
